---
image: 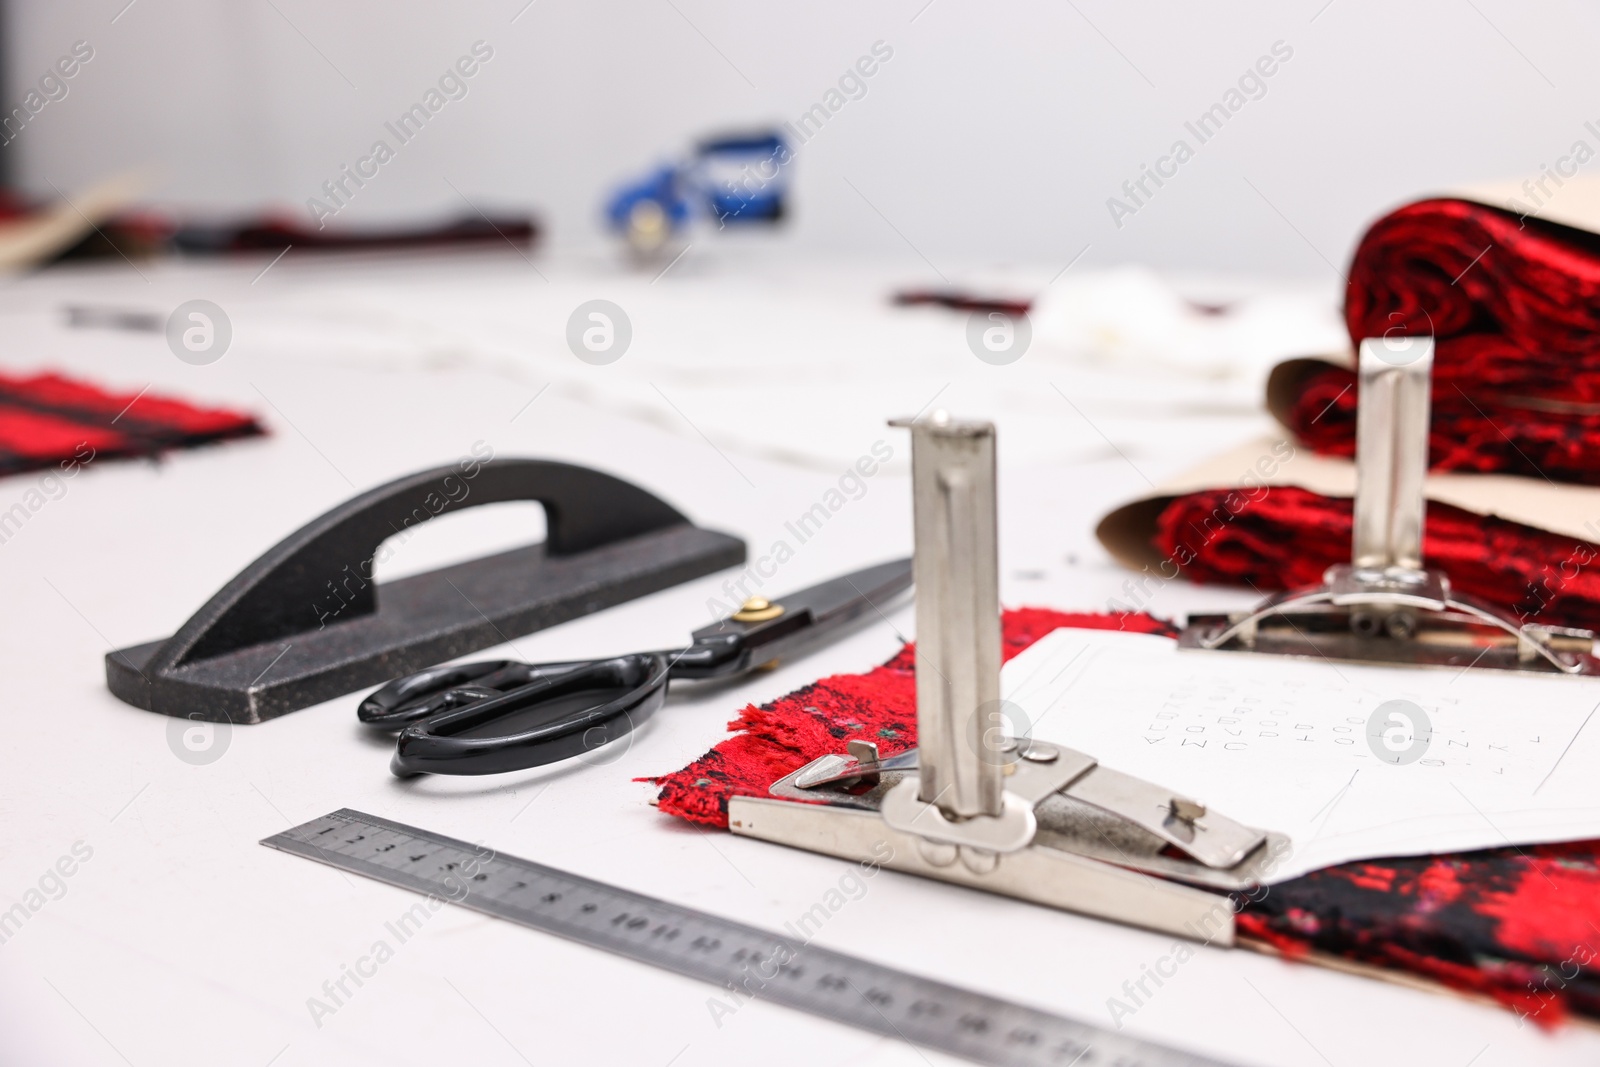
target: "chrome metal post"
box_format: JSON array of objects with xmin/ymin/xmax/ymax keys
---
[
  {"xmin": 1352, "ymin": 336, "xmax": 1434, "ymax": 578},
  {"xmin": 890, "ymin": 412, "xmax": 1003, "ymax": 820}
]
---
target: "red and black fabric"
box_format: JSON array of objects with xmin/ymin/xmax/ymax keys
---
[
  {"xmin": 1239, "ymin": 843, "xmax": 1600, "ymax": 1027},
  {"xmin": 1153, "ymin": 485, "xmax": 1600, "ymax": 630},
  {"xmin": 646, "ymin": 610, "xmax": 1600, "ymax": 1023},
  {"xmin": 1284, "ymin": 198, "xmax": 1600, "ymax": 483},
  {"xmin": 0, "ymin": 370, "xmax": 264, "ymax": 477}
]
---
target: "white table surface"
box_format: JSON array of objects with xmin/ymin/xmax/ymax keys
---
[{"xmin": 0, "ymin": 249, "xmax": 1590, "ymax": 1067}]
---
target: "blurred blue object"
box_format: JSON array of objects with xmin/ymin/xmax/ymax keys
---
[
  {"xmin": 696, "ymin": 132, "xmax": 789, "ymax": 223},
  {"xmin": 606, "ymin": 130, "xmax": 791, "ymax": 255}
]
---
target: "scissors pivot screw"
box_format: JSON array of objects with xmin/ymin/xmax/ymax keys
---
[{"xmin": 732, "ymin": 597, "xmax": 785, "ymax": 623}]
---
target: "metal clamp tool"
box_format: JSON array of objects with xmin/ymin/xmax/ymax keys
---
[
  {"xmin": 729, "ymin": 413, "xmax": 1285, "ymax": 943},
  {"xmin": 1180, "ymin": 337, "xmax": 1598, "ymax": 675}
]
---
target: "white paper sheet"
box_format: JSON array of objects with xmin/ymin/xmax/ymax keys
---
[{"xmin": 999, "ymin": 629, "xmax": 1600, "ymax": 882}]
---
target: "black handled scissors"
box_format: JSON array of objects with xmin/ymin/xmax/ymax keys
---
[{"xmin": 358, "ymin": 558, "xmax": 912, "ymax": 777}]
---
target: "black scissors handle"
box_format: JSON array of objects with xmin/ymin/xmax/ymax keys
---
[
  {"xmin": 356, "ymin": 636, "xmax": 740, "ymax": 776},
  {"xmin": 357, "ymin": 659, "xmax": 580, "ymax": 728},
  {"xmin": 375, "ymin": 654, "xmax": 672, "ymax": 777}
]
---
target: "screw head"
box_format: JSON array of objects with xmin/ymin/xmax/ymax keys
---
[
  {"xmin": 1170, "ymin": 797, "xmax": 1206, "ymax": 822},
  {"xmin": 730, "ymin": 598, "xmax": 784, "ymax": 622}
]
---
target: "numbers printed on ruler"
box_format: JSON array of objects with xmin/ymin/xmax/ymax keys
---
[
  {"xmin": 265, "ymin": 810, "xmax": 1237, "ymax": 1067},
  {"xmin": 305, "ymin": 816, "xmax": 498, "ymax": 897}
]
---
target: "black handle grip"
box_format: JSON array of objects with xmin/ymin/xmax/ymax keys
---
[
  {"xmin": 357, "ymin": 659, "xmax": 596, "ymax": 728},
  {"xmin": 105, "ymin": 455, "xmax": 745, "ymax": 724},
  {"xmin": 390, "ymin": 654, "xmax": 672, "ymax": 776},
  {"xmin": 153, "ymin": 457, "xmax": 693, "ymax": 670}
]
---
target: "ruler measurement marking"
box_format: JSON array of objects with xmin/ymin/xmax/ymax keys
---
[
  {"xmin": 276, "ymin": 816, "xmax": 1055, "ymax": 1060},
  {"xmin": 264, "ymin": 810, "xmax": 1232, "ymax": 1067}
]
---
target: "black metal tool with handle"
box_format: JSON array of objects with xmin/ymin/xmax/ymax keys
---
[
  {"xmin": 358, "ymin": 558, "xmax": 913, "ymax": 776},
  {"xmin": 106, "ymin": 457, "xmax": 745, "ymax": 723}
]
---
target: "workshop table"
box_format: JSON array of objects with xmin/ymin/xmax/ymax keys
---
[{"xmin": 0, "ymin": 249, "xmax": 1589, "ymax": 1067}]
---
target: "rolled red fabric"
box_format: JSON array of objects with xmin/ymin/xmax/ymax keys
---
[
  {"xmin": 1154, "ymin": 485, "xmax": 1600, "ymax": 630},
  {"xmin": 1283, "ymin": 198, "xmax": 1600, "ymax": 483}
]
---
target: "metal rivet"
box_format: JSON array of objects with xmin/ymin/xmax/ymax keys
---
[
  {"xmin": 959, "ymin": 846, "xmax": 999, "ymax": 875},
  {"xmin": 1021, "ymin": 742, "xmax": 1059, "ymax": 763},
  {"xmin": 1170, "ymin": 797, "xmax": 1206, "ymax": 822}
]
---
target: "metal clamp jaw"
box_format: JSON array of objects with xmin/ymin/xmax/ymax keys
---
[
  {"xmin": 758, "ymin": 740, "xmax": 1283, "ymax": 887},
  {"xmin": 728, "ymin": 413, "xmax": 1284, "ymax": 944},
  {"xmin": 1180, "ymin": 337, "xmax": 1596, "ymax": 675}
]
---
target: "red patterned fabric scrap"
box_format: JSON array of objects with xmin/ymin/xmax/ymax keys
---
[{"xmin": 0, "ymin": 370, "xmax": 263, "ymax": 477}]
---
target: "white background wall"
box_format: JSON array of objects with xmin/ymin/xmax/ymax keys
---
[{"xmin": 2, "ymin": 0, "xmax": 1594, "ymax": 277}]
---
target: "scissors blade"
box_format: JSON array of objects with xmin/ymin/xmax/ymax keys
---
[
  {"xmin": 771, "ymin": 557, "xmax": 914, "ymax": 629},
  {"xmin": 688, "ymin": 558, "xmax": 912, "ymax": 674}
]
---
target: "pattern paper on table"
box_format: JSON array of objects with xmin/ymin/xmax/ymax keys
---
[{"xmin": 1001, "ymin": 629, "xmax": 1600, "ymax": 881}]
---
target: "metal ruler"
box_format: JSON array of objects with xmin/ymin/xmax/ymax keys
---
[{"xmin": 263, "ymin": 809, "xmax": 1239, "ymax": 1067}]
